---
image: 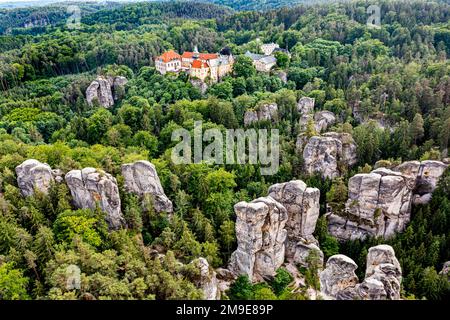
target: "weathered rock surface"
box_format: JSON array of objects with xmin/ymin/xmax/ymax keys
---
[
  {"xmin": 268, "ymin": 180, "xmax": 323, "ymax": 266},
  {"xmin": 395, "ymin": 160, "xmax": 448, "ymax": 205},
  {"xmin": 86, "ymin": 76, "xmax": 128, "ymax": 108},
  {"xmin": 244, "ymin": 103, "xmax": 278, "ymax": 126},
  {"xmin": 328, "ymin": 168, "xmax": 414, "ymax": 240},
  {"xmin": 65, "ymin": 168, "xmax": 125, "ymax": 230},
  {"xmin": 297, "ymin": 97, "xmax": 315, "ymax": 115},
  {"xmin": 229, "ymin": 196, "xmax": 288, "ymax": 282},
  {"xmin": 363, "ymin": 245, "xmax": 402, "ymax": 300},
  {"xmin": 440, "ymin": 261, "xmax": 450, "ymax": 279},
  {"xmin": 16, "ymin": 159, "xmax": 54, "ymax": 197},
  {"xmin": 121, "ymin": 160, "xmax": 173, "ymax": 213},
  {"xmin": 301, "ymin": 133, "xmax": 357, "ymax": 179},
  {"xmin": 314, "ymin": 111, "xmax": 336, "ymax": 132},
  {"xmin": 190, "ymin": 258, "xmax": 220, "ymax": 300},
  {"xmin": 320, "ymin": 245, "xmax": 402, "ymax": 300},
  {"xmin": 190, "ymin": 78, "xmax": 209, "ymax": 95},
  {"xmin": 319, "ymin": 255, "xmax": 359, "ymax": 299},
  {"xmin": 328, "ymin": 160, "xmax": 448, "ymax": 241}
]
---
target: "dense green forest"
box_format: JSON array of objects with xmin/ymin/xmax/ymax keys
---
[{"xmin": 0, "ymin": 0, "xmax": 449, "ymax": 300}]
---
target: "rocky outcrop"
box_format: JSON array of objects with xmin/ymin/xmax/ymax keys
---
[
  {"xmin": 16, "ymin": 159, "xmax": 55, "ymax": 197},
  {"xmin": 363, "ymin": 245, "xmax": 402, "ymax": 300},
  {"xmin": 440, "ymin": 261, "xmax": 450, "ymax": 279},
  {"xmin": 328, "ymin": 168, "xmax": 414, "ymax": 240},
  {"xmin": 395, "ymin": 160, "xmax": 448, "ymax": 205},
  {"xmin": 297, "ymin": 97, "xmax": 315, "ymax": 115},
  {"xmin": 86, "ymin": 76, "xmax": 128, "ymax": 108},
  {"xmin": 320, "ymin": 245, "xmax": 402, "ymax": 300},
  {"xmin": 268, "ymin": 180, "xmax": 323, "ymax": 266},
  {"xmin": 300, "ymin": 133, "xmax": 357, "ymax": 179},
  {"xmin": 314, "ymin": 111, "xmax": 336, "ymax": 132},
  {"xmin": 190, "ymin": 78, "xmax": 208, "ymax": 95},
  {"xmin": 244, "ymin": 103, "xmax": 278, "ymax": 126},
  {"xmin": 190, "ymin": 258, "xmax": 220, "ymax": 300},
  {"xmin": 328, "ymin": 160, "xmax": 448, "ymax": 241},
  {"xmin": 229, "ymin": 196, "xmax": 288, "ymax": 282},
  {"xmin": 121, "ymin": 160, "xmax": 173, "ymax": 213},
  {"xmin": 319, "ymin": 255, "xmax": 359, "ymax": 299},
  {"xmin": 65, "ymin": 168, "xmax": 125, "ymax": 230}
]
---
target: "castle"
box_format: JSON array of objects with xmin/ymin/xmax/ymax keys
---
[{"xmin": 155, "ymin": 46, "xmax": 234, "ymax": 83}]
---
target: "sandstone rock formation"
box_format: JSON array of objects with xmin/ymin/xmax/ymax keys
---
[
  {"xmin": 268, "ymin": 180, "xmax": 323, "ymax": 266},
  {"xmin": 440, "ymin": 261, "xmax": 450, "ymax": 279},
  {"xmin": 16, "ymin": 159, "xmax": 54, "ymax": 197},
  {"xmin": 297, "ymin": 97, "xmax": 315, "ymax": 115},
  {"xmin": 65, "ymin": 168, "xmax": 125, "ymax": 230},
  {"xmin": 319, "ymin": 254, "xmax": 359, "ymax": 299},
  {"xmin": 190, "ymin": 258, "xmax": 220, "ymax": 300},
  {"xmin": 320, "ymin": 245, "xmax": 402, "ymax": 300},
  {"xmin": 395, "ymin": 160, "xmax": 448, "ymax": 205},
  {"xmin": 300, "ymin": 132, "xmax": 357, "ymax": 179},
  {"xmin": 328, "ymin": 160, "xmax": 448, "ymax": 240},
  {"xmin": 121, "ymin": 160, "xmax": 173, "ymax": 213},
  {"xmin": 314, "ymin": 111, "xmax": 336, "ymax": 132},
  {"xmin": 363, "ymin": 245, "xmax": 402, "ymax": 300},
  {"xmin": 328, "ymin": 168, "xmax": 414, "ymax": 240},
  {"xmin": 229, "ymin": 196, "xmax": 288, "ymax": 282},
  {"xmin": 86, "ymin": 76, "xmax": 128, "ymax": 108},
  {"xmin": 244, "ymin": 103, "xmax": 278, "ymax": 126}
]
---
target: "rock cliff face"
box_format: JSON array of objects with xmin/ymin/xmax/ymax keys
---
[
  {"xmin": 229, "ymin": 196, "xmax": 288, "ymax": 282},
  {"xmin": 328, "ymin": 168, "xmax": 414, "ymax": 240},
  {"xmin": 300, "ymin": 132, "xmax": 357, "ymax": 179},
  {"xmin": 190, "ymin": 258, "xmax": 220, "ymax": 300},
  {"xmin": 268, "ymin": 180, "xmax": 323, "ymax": 266},
  {"xmin": 320, "ymin": 245, "xmax": 402, "ymax": 300},
  {"xmin": 244, "ymin": 103, "xmax": 278, "ymax": 126},
  {"xmin": 314, "ymin": 111, "xmax": 336, "ymax": 132},
  {"xmin": 16, "ymin": 159, "xmax": 54, "ymax": 197},
  {"xmin": 65, "ymin": 168, "xmax": 125, "ymax": 230},
  {"xmin": 86, "ymin": 76, "xmax": 128, "ymax": 108},
  {"xmin": 328, "ymin": 160, "xmax": 447, "ymax": 240},
  {"xmin": 297, "ymin": 97, "xmax": 315, "ymax": 115},
  {"xmin": 121, "ymin": 160, "xmax": 173, "ymax": 213},
  {"xmin": 440, "ymin": 261, "xmax": 450, "ymax": 279},
  {"xmin": 395, "ymin": 160, "xmax": 448, "ymax": 205},
  {"xmin": 320, "ymin": 254, "xmax": 359, "ymax": 298}
]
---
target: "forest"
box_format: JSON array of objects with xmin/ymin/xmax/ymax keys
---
[{"xmin": 0, "ymin": 0, "xmax": 449, "ymax": 300}]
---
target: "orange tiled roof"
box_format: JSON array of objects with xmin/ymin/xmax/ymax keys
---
[
  {"xmin": 182, "ymin": 52, "xmax": 218, "ymax": 60},
  {"xmin": 157, "ymin": 50, "xmax": 181, "ymax": 63},
  {"xmin": 191, "ymin": 60, "xmax": 208, "ymax": 69}
]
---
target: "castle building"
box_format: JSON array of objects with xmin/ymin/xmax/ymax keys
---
[
  {"xmin": 155, "ymin": 50, "xmax": 181, "ymax": 75},
  {"xmin": 155, "ymin": 46, "xmax": 234, "ymax": 83}
]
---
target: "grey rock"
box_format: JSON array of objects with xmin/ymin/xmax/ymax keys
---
[
  {"xmin": 86, "ymin": 76, "xmax": 127, "ymax": 108},
  {"xmin": 439, "ymin": 261, "xmax": 450, "ymax": 279},
  {"xmin": 319, "ymin": 255, "xmax": 359, "ymax": 299},
  {"xmin": 320, "ymin": 245, "xmax": 402, "ymax": 300},
  {"xmin": 297, "ymin": 97, "xmax": 315, "ymax": 115},
  {"xmin": 190, "ymin": 78, "xmax": 208, "ymax": 95},
  {"xmin": 16, "ymin": 159, "xmax": 54, "ymax": 197},
  {"xmin": 364, "ymin": 245, "xmax": 402, "ymax": 300},
  {"xmin": 190, "ymin": 258, "xmax": 220, "ymax": 300},
  {"xmin": 229, "ymin": 196, "xmax": 288, "ymax": 282},
  {"xmin": 395, "ymin": 160, "xmax": 448, "ymax": 205},
  {"xmin": 301, "ymin": 133, "xmax": 357, "ymax": 179},
  {"xmin": 244, "ymin": 103, "xmax": 278, "ymax": 126},
  {"xmin": 314, "ymin": 111, "xmax": 336, "ymax": 132},
  {"xmin": 121, "ymin": 160, "xmax": 173, "ymax": 213},
  {"xmin": 328, "ymin": 168, "xmax": 413, "ymax": 240},
  {"xmin": 65, "ymin": 168, "xmax": 125, "ymax": 230},
  {"xmin": 268, "ymin": 180, "xmax": 322, "ymax": 267}
]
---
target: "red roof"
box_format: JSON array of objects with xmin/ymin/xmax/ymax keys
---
[
  {"xmin": 191, "ymin": 60, "xmax": 208, "ymax": 69},
  {"xmin": 182, "ymin": 52, "xmax": 218, "ymax": 60},
  {"xmin": 157, "ymin": 50, "xmax": 181, "ymax": 63}
]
